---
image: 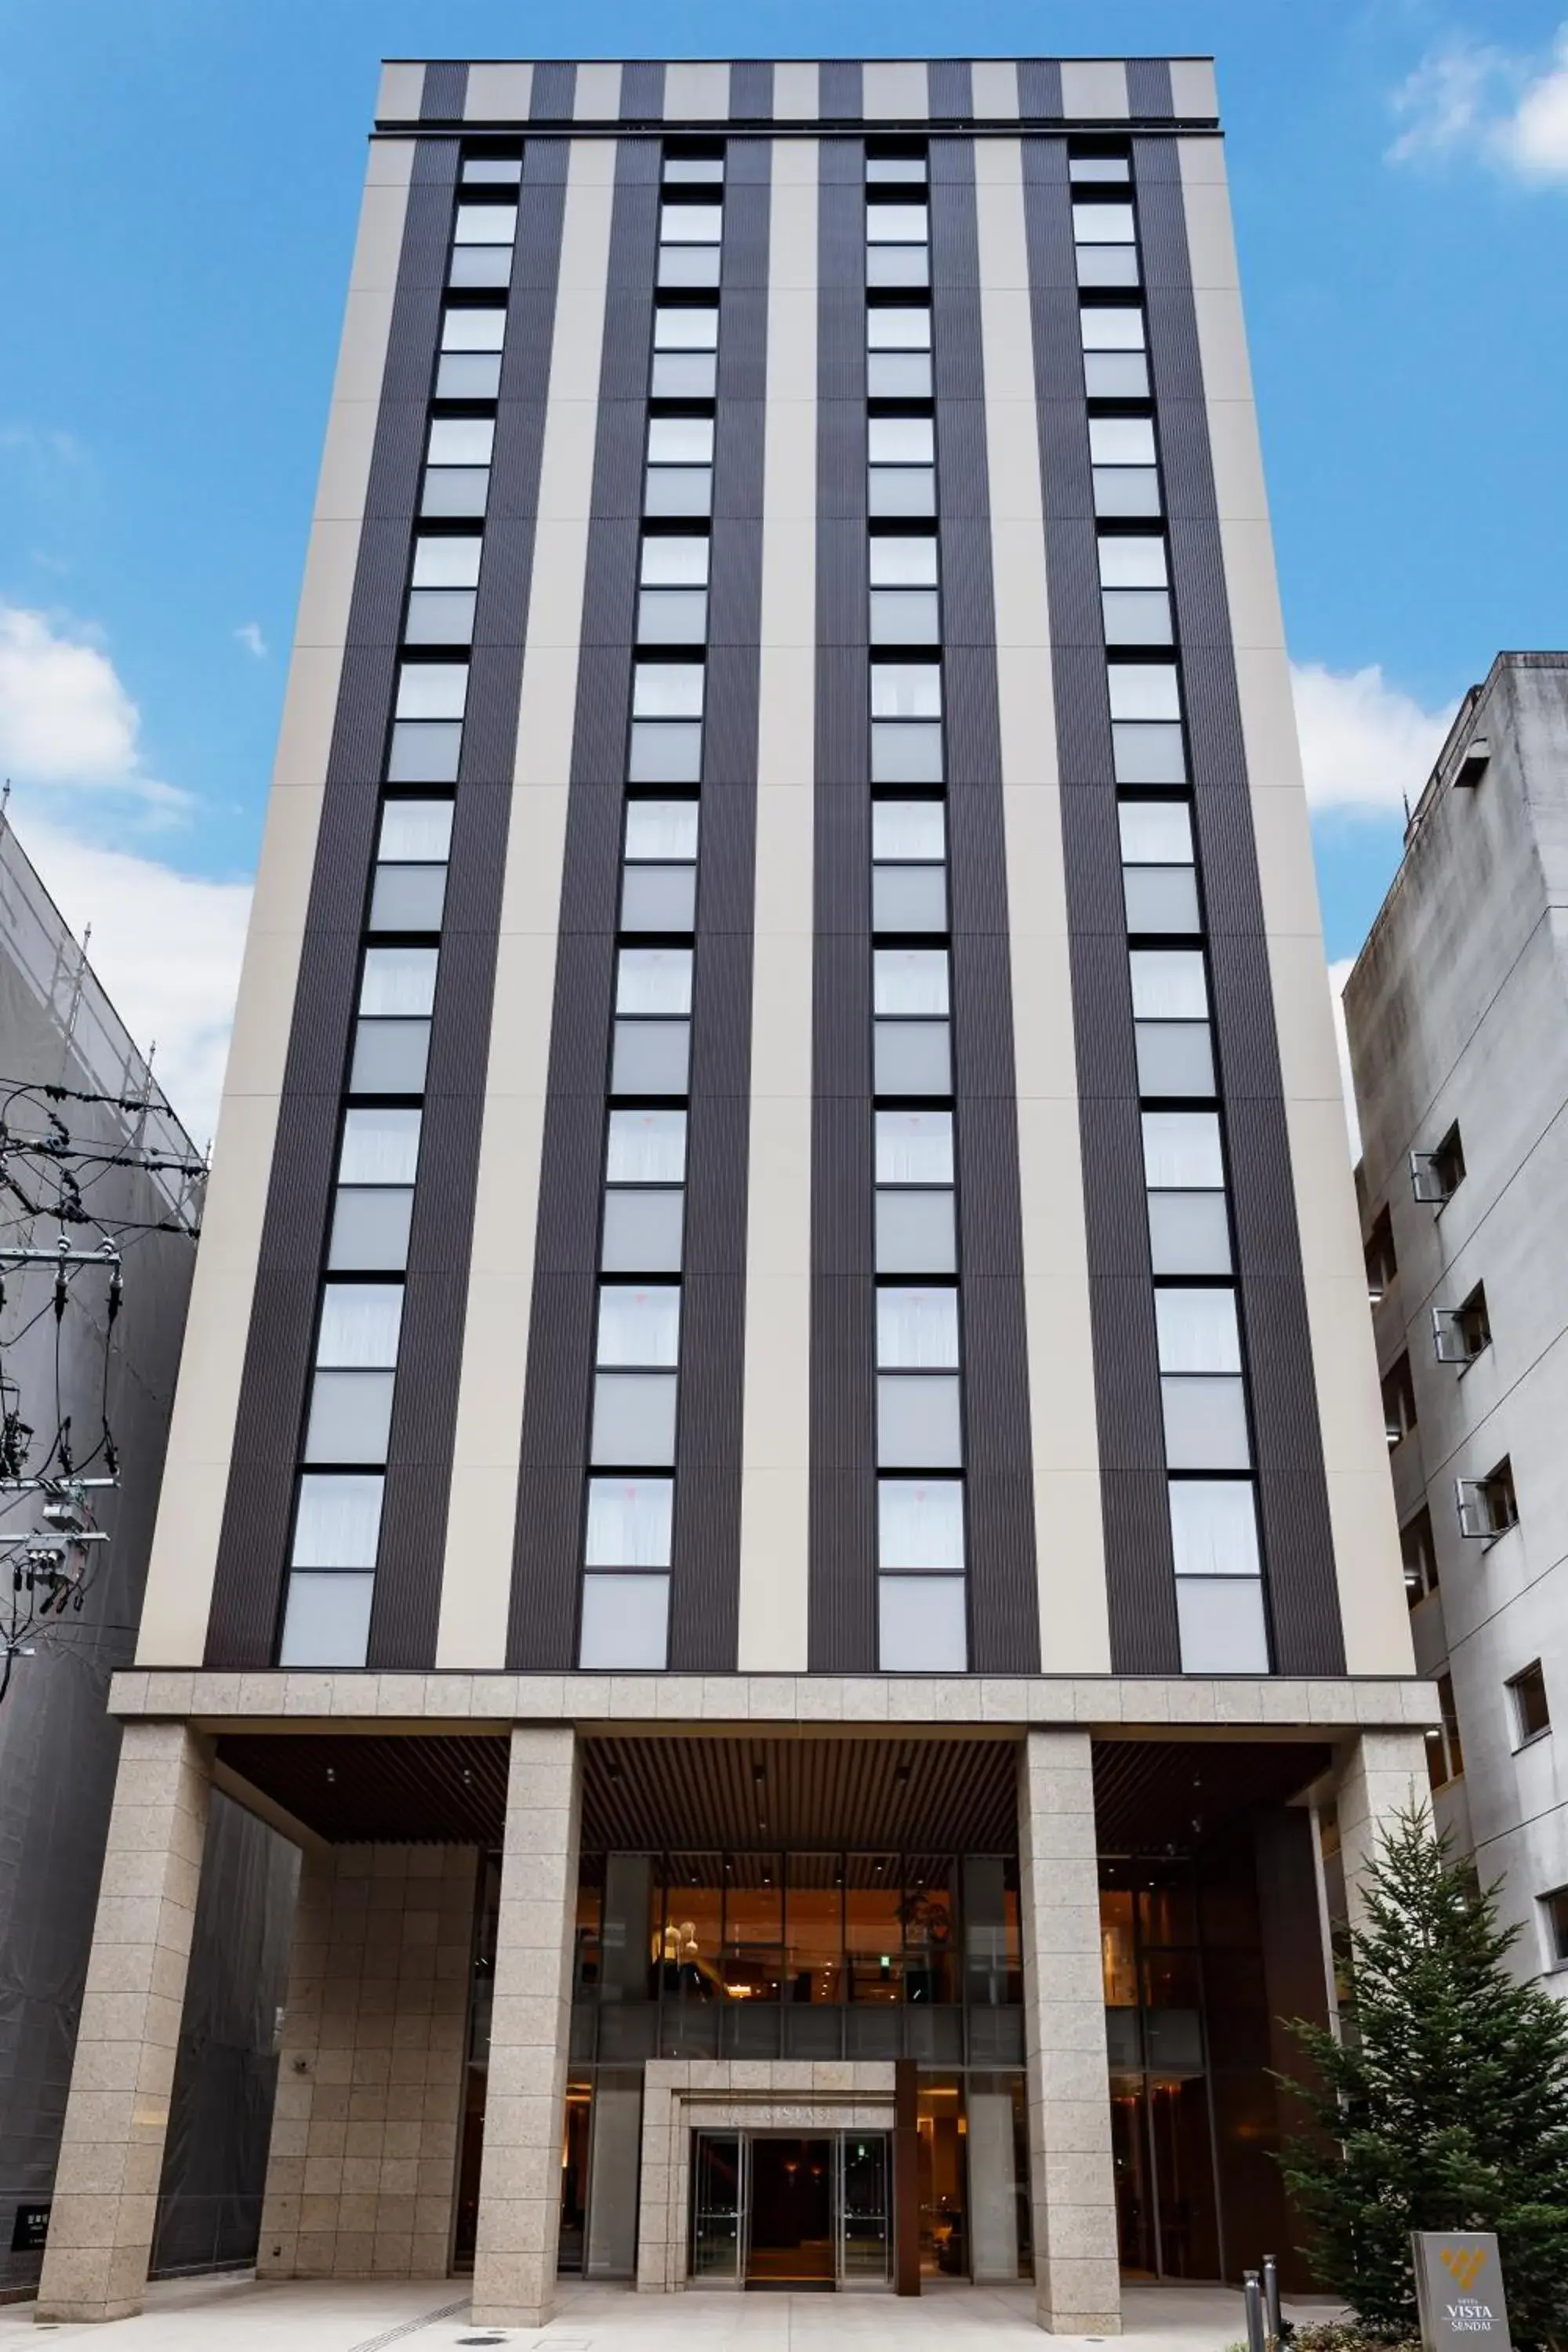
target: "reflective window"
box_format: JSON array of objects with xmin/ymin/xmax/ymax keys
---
[
  {"xmin": 585, "ymin": 1476, "xmax": 674, "ymax": 1566},
  {"xmin": 878, "ymin": 1477, "xmax": 964, "ymax": 1567},
  {"xmin": 607, "ymin": 1107, "xmax": 688, "ymax": 1184},
  {"xmin": 877, "ymin": 1287, "xmax": 960, "ymax": 1370},
  {"xmin": 597, "ymin": 1285, "xmax": 681, "ymax": 1368}
]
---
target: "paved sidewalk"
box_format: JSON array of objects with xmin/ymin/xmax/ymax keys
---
[{"xmin": 9, "ymin": 2274, "xmax": 1343, "ymax": 2350}]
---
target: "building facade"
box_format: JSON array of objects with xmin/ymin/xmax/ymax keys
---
[
  {"xmin": 1348, "ymin": 653, "xmax": 1568, "ymax": 1993},
  {"xmin": 38, "ymin": 54, "xmax": 1435, "ymax": 2329}
]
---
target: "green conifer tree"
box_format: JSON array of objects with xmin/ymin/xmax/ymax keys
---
[{"xmin": 1277, "ymin": 1804, "xmax": 1568, "ymax": 2350}]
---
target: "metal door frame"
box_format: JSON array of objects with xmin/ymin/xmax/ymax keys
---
[
  {"xmin": 834, "ymin": 2127, "xmax": 893, "ymax": 2290},
  {"xmin": 690, "ymin": 2127, "xmax": 746, "ymax": 2286}
]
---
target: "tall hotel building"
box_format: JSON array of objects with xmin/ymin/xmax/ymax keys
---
[{"xmin": 40, "ymin": 53, "xmax": 1437, "ymax": 2330}]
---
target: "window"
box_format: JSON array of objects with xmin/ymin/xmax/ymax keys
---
[
  {"xmin": 1433, "ymin": 1281, "xmax": 1491, "ymax": 1367},
  {"xmin": 590, "ymin": 1371, "xmax": 678, "ymax": 1468},
  {"xmin": 879, "ymin": 1575, "xmax": 967, "ymax": 1671},
  {"xmin": 644, "ymin": 415, "xmax": 715, "ymax": 521},
  {"xmin": 1457, "ymin": 1457, "xmax": 1519, "ymax": 1541},
  {"xmin": 1090, "ymin": 414, "xmax": 1160, "ymax": 521},
  {"xmin": 1120, "ymin": 797, "xmax": 1199, "ymax": 936},
  {"xmin": 1073, "ymin": 192, "xmax": 1139, "ymax": 289},
  {"xmin": 1080, "ymin": 303, "xmax": 1149, "ymax": 399},
  {"xmin": 867, "ymin": 303, "xmax": 932, "ymax": 398},
  {"xmin": 873, "ymin": 949, "xmax": 951, "ymax": 1097},
  {"xmin": 421, "ymin": 414, "xmax": 494, "ymax": 521},
  {"xmin": 1363, "ymin": 1203, "xmax": 1397, "ymax": 1302},
  {"xmin": 630, "ymin": 654, "xmax": 704, "ymax": 784},
  {"xmin": 349, "ymin": 946, "xmax": 437, "ymax": 1095},
  {"xmin": 1131, "ymin": 948, "xmax": 1214, "ymax": 1098},
  {"xmin": 405, "ymin": 533, "xmax": 481, "ymax": 646},
  {"xmin": 1142, "ymin": 1108, "xmax": 1229, "ymax": 1276},
  {"xmin": 652, "ymin": 302, "xmax": 719, "ymax": 398},
  {"xmin": 868, "ymin": 415, "xmax": 937, "ymax": 522},
  {"xmin": 657, "ymin": 162, "xmax": 724, "ymax": 289},
  {"xmin": 461, "ymin": 151, "xmax": 522, "ymax": 186},
  {"xmin": 1100, "ymin": 534, "xmax": 1172, "ymax": 645},
  {"xmin": 870, "ymin": 658, "xmax": 942, "ymax": 782},
  {"xmin": 597, "ymin": 1284, "xmax": 681, "ymax": 1368},
  {"xmin": 1157, "ymin": 1288, "xmax": 1250, "ymax": 1472},
  {"xmin": 449, "ymin": 193, "xmax": 517, "ymax": 288},
  {"xmin": 436, "ymin": 303, "xmax": 505, "ymax": 399},
  {"xmin": 1174, "ymin": 1573, "xmax": 1269, "ymax": 1675},
  {"xmin": 1541, "ymin": 1886, "xmax": 1568, "ymax": 1969},
  {"xmin": 869, "ymin": 533, "xmax": 939, "ymax": 645},
  {"xmin": 579, "ymin": 1573, "xmax": 670, "ymax": 1669},
  {"xmin": 1428, "ymin": 1671, "xmax": 1465, "ymax": 1788},
  {"xmin": 866, "ymin": 169, "xmax": 930, "ymax": 290},
  {"xmin": 1400, "ymin": 1505, "xmax": 1439, "ymax": 1608},
  {"xmin": 328, "ymin": 1108, "xmax": 419, "ymax": 1272},
  {"xmin": 873, "ymin": 797, "xmax": 946, "ymax": 932},
  {"xmin": 621, "ymin": 797, "xmax": 699, "ymax": 935},
  {"xmin": 388, "ymin": 654, "xmax": 469, "ymax": 783},
  {"xmin": 637, "ymin": 534, "xmax": 710, "ymax": 646},
  {"xmin": 875, "ymin": 1108, "xmax": 956, "ymax": 1276},
  {"xmin": 368, "ymin": 797, "xmax": 453, "ymax": 934},
  {"xmin": 1508, "ymin": 1661, "xmax": 1551, "ymax": 1746},
  {"xmin": 1108, "ymin": 658, "xmax": 1183, "ymax": 783},
  {"xmin": 1410, "ymin": 1121, "xmax": 1465, "ymax": 1205},
  {"xmin": 1381, "ymin": 1352, "xmax": 1417, "ymax": 1446}
]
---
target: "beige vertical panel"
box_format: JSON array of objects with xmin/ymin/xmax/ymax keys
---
[
  {"xmin": 1179, "ymin": 140, "xmax": 1413, "ymax": 1679},
  {"xmin": 376, "ymin": 61, "xmax": 424, "ymax": 122},
  {"xmin": 773, "ymin": 60, "xmax": 820, "ymax": 121},
  {"xmin": 665, "ymin": 60, "xmax": 730, "ymax": 119},
  {"xmin": 466, "ymin": 63, "xmax": 534, "ymax": 121},
  {"xmin": 1170, "ymin": 57, "xmax": 1220, "ymax": 119},
  {"xmin": 136, "ymin": 145, "xmax": 414, "ymax": 1668},
  {"xmin": 435, "ymin": 142, "xmax": 617, "ymax": 1668},
  {"xmin": 863, "ymin": 60, "xmax": 929, "ymax": 120},
  {"xmin": 1061, "ymin": 60, "xmax": 1129, "ymax": 119},
  {"xmin": 971, "ymin": 59, "xmax": 1021, "ymax": 120},
  {"xmin": 574, "ymin": 60, "xmax": 622, "ymax": 118},
  {"xmin": 736, "ymin": 141, "xmax": 818, "ymax": 1673},
  {"xmin": 977, "ymin": 145, "xmax": 1111, "ymax": 1673}
]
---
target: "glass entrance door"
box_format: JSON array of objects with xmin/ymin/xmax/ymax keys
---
[
  {"xmin": 837, "ymin": 2132, "xmax": 891, "ymax": 2284},
  {"xmin": 691, "ymin": 2131, "xmax": 744, "ymax": 2281}
]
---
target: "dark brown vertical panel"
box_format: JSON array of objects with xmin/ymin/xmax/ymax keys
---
[
  {"xmin": 420, "ymin": 61, "xmax": 468, "ymax": 122},
  {"xmin": 530, "ymin": 63, "xmax": 576, "ymax": 122},
  {"xmin": 1022, "ymin": 137, "xmax": 1181, "ymax": 1675},
  {"xmin": 619, "ymin": 60, "xmax": 665, "ymax": 120},
  {"xmin": 930, "ymin": 143, "xmax": 1040, "ymax": 1675},
  {"xmin": 669, "ymin": 140, "xmax": 770, "ymax": 1671},
  {"xmin": 730, "ymin": 62, "xmax": 774, "ymax": 122},
  {"xmin": 1134, "ymin": 137, "xmax": 1345, "ymax": 1675},
  {"xmin": 1016, "ymin": 61, "xmax": 1064, "ymax": 121},
  {"xmin": 368, "ymin": 142, "xmax": 568, "ymax": 1668},
  {"xmin": 808, "ymin": 139, "xmax": 876, "ymax": 1672},
  {"xmin": 509, "ymin": 141, "xmax": 661, "ymax": 1671},
  {"xmin": 1125, "ymin": 60, "xmax": 1174, "ymax": 119},
  {"xmin": 204, "ymin": 140, "xmax": 459, "ymax": 1668},
  {"xmin": 927, "ymin": 60, "xmax": 972, "ymax": 121},
  {"xmin": 820, "ymin": 60, "xmax": 865, "ymax": 122}
]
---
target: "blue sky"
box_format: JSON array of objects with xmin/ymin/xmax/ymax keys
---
[{"xmin": 1, "ymin": 0, "xmax": 1565, "ymax": 1138}]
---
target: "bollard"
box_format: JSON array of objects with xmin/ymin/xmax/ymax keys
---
[
  {"xmin": 1243, "ymin": 2270, "xmax": 1269, "ymax": 2352},
  {"xmin": 1263, "ymin": 2253, "xmax": 1283, "ymax": 2350}
]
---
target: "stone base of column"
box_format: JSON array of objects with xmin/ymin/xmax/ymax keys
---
[
  {"xmin": 1019, "ymin": 1730, "xmax": 1122, "ymax": 2337},
  {"xmin": 35, "ymin": 1723, "xmax": 212, "ymax": 2324},
  {"xmin": 470, "ymin": 1727, "xmax": 579, "ymax": 2329}
]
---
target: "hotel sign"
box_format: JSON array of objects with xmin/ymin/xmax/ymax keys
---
[{"xmin": 1412, "ymin": 2233, "xmax": 1512, "ymax": 2350}]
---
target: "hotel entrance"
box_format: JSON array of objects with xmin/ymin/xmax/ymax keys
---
[{"xmin": 691, "ymin": 2129, "xmax": 891, "ymax": 2288}]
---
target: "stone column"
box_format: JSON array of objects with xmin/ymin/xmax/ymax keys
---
[
  {"xmin": 256, "ymin": 1841, "xmax": 478, "ymax": 2280},
  {"xmin": 35, "ymin": 1722, "xmax": 212, "ymax": 2323},
  {"xmin": 1336, "ymin": 1730, "xmax": 1432, "ymax": 1936},
  {"xmin": 470, "ymin": 1726, "xmax": 579, "ymax": 2326},
  {"xmin": 1017, "ymin": 1729, "xmax": 1120, "ymax": 2336}
]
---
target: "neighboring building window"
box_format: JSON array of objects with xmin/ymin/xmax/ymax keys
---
[
  {"xmin": 1381, "ymin": 1352, "xmax": 1417, "ymax": 1446},
  {"xmin": 1400, "ymin": 1505, "xmax": 1439, "ymax": 1609},
  {"xmin": 1541, "ymin": 1886, "xmax": 1568, "ymax": 1969},
  {"xmin": 1363, "ymin": 1203, "xmax": 1397, "ymax": 1301},
  {"xmin": 1410, "ymin": 1120, "xmax": 1465, "ymax": 1205},
  {"xmin": 1508, "ymin": 1661, "xmax": 1551, "ymax": 1746},
  {"xmin": 1432, "ymin": 1281, "xmax": 1491, "ymax": 1368},
  {"xmin": 1457, "ymin": 1456, "xmax": 1519, "ymax": 1541},
  {"xmin": 1427, "ymin": 1671, "xmax": 1465, "ymax": 1790}
]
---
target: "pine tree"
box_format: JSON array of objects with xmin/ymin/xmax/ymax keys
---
[{"xmin": 1277, "ymin": 1804, "xmax": 1568, "ymax": 2351}]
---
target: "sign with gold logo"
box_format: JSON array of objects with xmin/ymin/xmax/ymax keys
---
[{"xmin": 1413, "ymin": 2232, "xmax": 1512, "ymax": 2351}]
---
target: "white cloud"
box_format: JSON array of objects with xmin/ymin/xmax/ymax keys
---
[
  {"xmin": 15, "ymin": 808, "xmax": 250, "ymax": 1152},
  {"xmin": 1327, "ymin": 957, "xmax": 1362, "ymax": 1162},
  {"xmin": 0, "ymin": 605, "xmax": 187, "ymax": 813},
  {"xmin": 1390, "ymin": 26, "xmax": 1568, "ymax": 179},
  {"xmin": 234, "ymin": 621, "xmax": 267, "ymax": 659},
  {"xmin": 1290, "ymin": 660, "xmax": 1457, "ymax": 821}
]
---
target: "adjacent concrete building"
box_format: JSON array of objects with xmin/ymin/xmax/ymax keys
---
[
  {"xmin": 38, "ymin": 54, "xmax": 1435, "ymax": 2329},
  {"xmin": 0, "ymin": 813, "xmax": 296, "ymax": 2299},
  {"xmin": 1348, "ymin": 652, "xmax": 1568, "ymax": 1991}
]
